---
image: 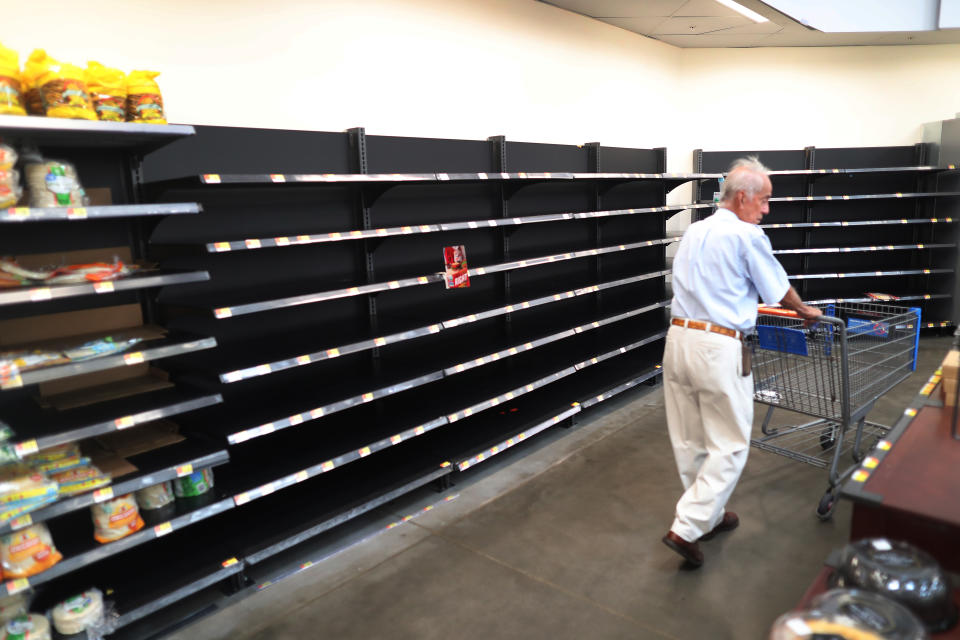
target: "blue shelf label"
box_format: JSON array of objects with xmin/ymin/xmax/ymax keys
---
[{"xmin": 757, "ymin": 326, "xmax": 808, "ymax": 356}]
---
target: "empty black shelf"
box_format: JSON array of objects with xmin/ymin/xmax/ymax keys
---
[
  {"xmin": 0, "ymin": 386, "xmax": 222, "ymax": 453},
  {"xmin": 766, "ymin": 166, "xmax": 946, "ymax": 177},
  {"xmin": 789, "ymin": 268, "xmax": 952, "ymax": 280},
  {"xmin": 770, "ymin": 191, "xmax": 960, "ymax": 203},
  {"xmin": 2, "ymin": 203, "xmax": 200, "ymax": 223},
  {"xmin": 0, "ymin": 270, "xmax": 210, "ymax": 307},
  {"xmin": 0, "ymin": 115, "xmax": 194, "ymax": 151},
  {"xmin": 773, "ymin": 243, "xmax": 955, "ymax": 255},
  {"xmin": 1, "ymin": 331, "xmax": 218, "ymax": 391},
  {"xmin": 202, "ymin": 204, "xmax": 687, "ymax": 253},
  {"xmin": 763, "ymin": 217, "xmax": 956, "ymax": 230}
]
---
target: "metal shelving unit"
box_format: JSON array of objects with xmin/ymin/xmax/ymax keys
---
[
  {"xmin": 0, "ymin": 117, "xmax": 228, "ymax": 631},
  {"xmin": 693, "ymin": 145, "xmax": 959, "ymax": 326}
]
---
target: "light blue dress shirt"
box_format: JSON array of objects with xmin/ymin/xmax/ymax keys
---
[{"xmin": 671, "ymin": 208, "xmax": 790, "ymax": 333}]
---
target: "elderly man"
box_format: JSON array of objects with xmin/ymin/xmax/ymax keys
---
[{"xmin": 661, "ymin": 157, "xmax": 821, "ymax": 568}]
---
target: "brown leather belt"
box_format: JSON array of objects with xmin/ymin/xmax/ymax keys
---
[{"xmin": 671, "ymin": 317, "xmax": 743, "ymax": 341}]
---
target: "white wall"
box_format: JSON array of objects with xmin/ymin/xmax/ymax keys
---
[
  {"xmin": 1, "ymin": 0, "xmax": 680, "ymax": 148},
  {"xmin": 675, "ymin": 44, "xmax": 960, "ymax": 172},
  {"xmin": 4, "ymin": 0, "xmax": 960, "ymax": 170}
]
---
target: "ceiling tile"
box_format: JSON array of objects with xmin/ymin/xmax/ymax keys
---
[
  {"xmin": 652, "ymin": 16, "xmax": 748, "ymax": 34},
  {"xmin": 718, "ymin": 20, "xmax": 784, "ymax": 34},
  {"xmin": 538, "ymin": 0, "xmax": 685, "ymax": 18},
  {"xmin": 673, "ymin": 0, "xmax": 742, "ymax": 18},
  {"xmin": 602, "ymin": 16, "xmax": 670, "ymax": 34},
  {"xmin": 654, "ymin": 33, "xmax": 771, "ymax": 46}
]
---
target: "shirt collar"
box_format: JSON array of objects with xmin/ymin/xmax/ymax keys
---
[{"xmin": 713, "ymin": 207, "xmax": 738, "ymax": 221}]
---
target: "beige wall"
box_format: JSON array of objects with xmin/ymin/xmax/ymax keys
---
[{"xmin": 4, "ymin": 0, "xmax": 960, "ymax": 174}]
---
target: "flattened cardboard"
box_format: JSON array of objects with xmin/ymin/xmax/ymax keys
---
[
  {"xmin": 95, "ymin": 419, "xmax": 184, "ymax": 459},
  {"xmin": 40, "ymin": 369, "xmax": 173, "ymax": 410}
]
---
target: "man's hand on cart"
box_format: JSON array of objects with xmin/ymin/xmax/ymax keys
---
[{"xmin": 778, "ymin": 287, "xmax": 823, "ymax": 328}]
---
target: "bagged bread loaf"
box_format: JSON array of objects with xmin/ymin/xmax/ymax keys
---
[
  {"xmin": 1, "ymin": 614, "xmax": 50, "ymax": 640},
  {"xmin": 36, "ymin": 55, "xmax": 96, "ymax": 120},
  {"xmin": 85, "ymin": 62, "xmax": 125, "ymax": 122},
  {"xmin": 20, "ymin": 51, "xmax": 47, "ymax": 116},
  {"xmin": 51, "ymin": 589, "xmax": 103, "ymax": 635},
  {"xmin": 0, "ymin": 524, "xmax": 62, "ymax": 578},
  {"xmin": 91, "ymin": 494, "xmax": 144, "ymax": 543},
  {"xmin": 125, "ymin": 70, "xmax": 165, "ymax": 123},
  {"xmin": 0, "ymin": 43, "xmax": 25, "ymax": 116}
]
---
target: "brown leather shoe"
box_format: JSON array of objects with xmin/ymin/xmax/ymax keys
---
[
  {"xmin": 699, "ymin": 511, "xmax": 739, "ymax": 541},
  {"xmin": 662, "ymin": 531, "xmax": 703, "ymax": 567}
]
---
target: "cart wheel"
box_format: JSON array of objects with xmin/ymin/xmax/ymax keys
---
[
  {"xmin": 819, "ymin": 427, "xmax": 837, "ymax": 451},
  {"xmin": 816, "ymin": 491, "xmax": 836, "ymax": 521}
]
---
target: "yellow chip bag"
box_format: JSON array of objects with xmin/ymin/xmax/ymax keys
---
[
  {"xmin": 0, "ymin": 43, "xmax": 25, "ymax": 116},
  {"xmin": 37, "ymin": 55, "xmax": 96, "ymax": 120},
  {"xmin": 85, "ymin": 61, "xmax": 126, "ymax": 123},
  {"xmin": 125, "ymin": 70, "xmax": 166, "ymax": 124}
]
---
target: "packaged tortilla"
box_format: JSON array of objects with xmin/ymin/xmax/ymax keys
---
[
  {"xmin": 27, "ymin": 443, "xmax": 78, "ymax": 464},
  {"xmin": 85, "ymin": 62, "xmax": 125, "ymax": 123},
  {"xmin": 25, "ymin": 159, "xmax": 87, "ymax": 207},
  {"xmin": 91, "ymin": 494, "xmax": 144, "ymax": 543},
  {"xmin": 0, "ymin": 43, "xmax": 25, "ymax": 116},
  {"xmin": 135, "ymin": 481, "xmax": 173, "ymax": 510},
  {"xmin": 20, "ymin": 50, "xmax": 47, "ymax": 116},
  {"xmin": 0, "ymin": 524, "xmax": 62, "ymax": 578},
  {"xmin": 0, "ymin": 145, "xmax": 16, "ymax": 171},
  {"xmin": 49, "ymin": 465, "xmax": 110, "ymax": 497},
  {"xmin": 51, "ymin": 589, "xmax": 103, "ymax": 635},
  {"xmin": 125, "ymin": 70, "xmax": 165, "ymax": 123},
  {"xmin": 0, "ymin": 465, "xmax": 58, "ymax": 509},
  {"xmin": 0, "ymin": 593, "xmax": 27, "ymax": 624},
  {"xmin": 1, "ymin": 614, "xmax": 50, "ymax": 640},
  {"xmin": 36, "ymin": 56, "xmax": 96, "ymax": 120},
  {"xmin": 173, "ymin": 468, "xmax": 213, "ymax": 498}
]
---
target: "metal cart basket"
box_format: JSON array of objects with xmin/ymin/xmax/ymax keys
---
[{"xmin": 749, "ymin": 302, "xmax": 921, "ymax": 519}]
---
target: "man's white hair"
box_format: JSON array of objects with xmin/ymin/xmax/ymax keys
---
[{"xmin": 719, "ymin": 156, "xmax": 770, "ymax": 203}]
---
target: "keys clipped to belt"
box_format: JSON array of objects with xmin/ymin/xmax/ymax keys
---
[{"xmin": 741, "ymin": 340, "xmax": 752, "ymax": 377}]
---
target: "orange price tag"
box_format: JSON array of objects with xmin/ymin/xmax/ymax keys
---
[
  {"xmin": 204, "ymin": 174, "xmax": 221, "ymax": 184},
  {"xmin": 124, "ymin": 352, "xmax": 145, "ymax": 365},
  {"xmin": 93, "ymin": 281, "xmax": 115, "ymax": 294},
  {"xmin": 270, "ymin": 174, "xmax": 286, "ymax": 183},
  {"xmin": 93, "ymin": 487, "xmax": 114, "ymax": 503},
  {"xmin": 115, "ymin": 416, "xmax": 135, "ymax": 430},
  {"xmin": 9, "ymin": 514, "xmax": 31, "ymax": 531},
  {"xmin": 222, "ymin": 557, "xmax": 239, "ymax": 568},
  {"xmin": 154, "ymin": 522, "xmax": 174, "ymax": 537},
  {"xmin": 176, "ymin": 464, "xmax": 194, "ymax": 477},
  {"xmin": 67, "ymin": 207, "xmax": 87, "ymax": 219}
]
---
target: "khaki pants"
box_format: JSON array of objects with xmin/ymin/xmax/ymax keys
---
[{"xmin": 663, "ymin": 324, "xmax": 753, "ymax": 542}]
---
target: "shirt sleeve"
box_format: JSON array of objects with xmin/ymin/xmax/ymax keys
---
[{"xmin": 745, "ymin": 231, "xmax": 791, "ymax": 305}]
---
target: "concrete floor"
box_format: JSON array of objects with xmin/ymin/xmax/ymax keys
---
[{"xmin": 164, "ymin": 336, "xmax": 952, "ymax": 640}]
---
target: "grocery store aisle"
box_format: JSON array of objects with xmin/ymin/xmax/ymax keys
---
[{"xmin": 164, "ymin": 337, "xmax": 951, "ymax": 640}]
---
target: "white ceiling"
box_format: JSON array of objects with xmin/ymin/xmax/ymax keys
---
[{"xmin": 538, "ymin": 0, "xmax": 960, "ymax": 47}]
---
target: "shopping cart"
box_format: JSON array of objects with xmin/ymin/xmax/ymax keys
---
[{"xmin": 749, "ymin": 302, "xmax": 921, "ymax": 520}]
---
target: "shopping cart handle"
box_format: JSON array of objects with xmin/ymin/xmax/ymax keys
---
[{"xmin": 758, "ymin": 306, "xmax": 799, "ymax": 318}]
